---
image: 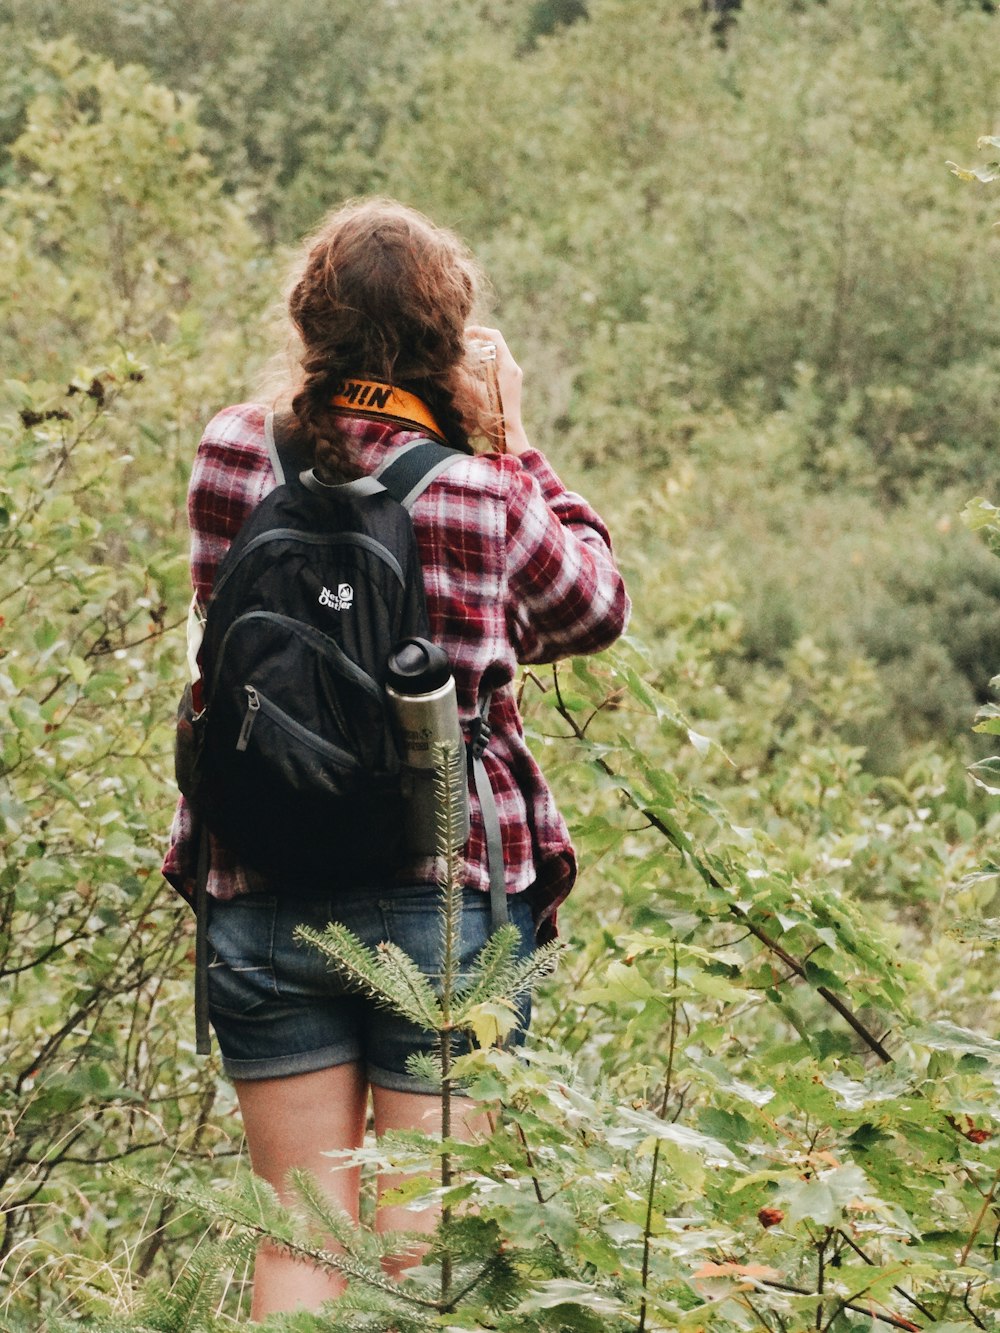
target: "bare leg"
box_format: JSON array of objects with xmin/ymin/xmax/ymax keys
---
[
  {"xmin": 372, "ymin": 1086, "xmax": 491, "ymax": 1280},
  {"xmin": 235, "ymin": 1061, "xmax": 368, "ymax": 1320}
]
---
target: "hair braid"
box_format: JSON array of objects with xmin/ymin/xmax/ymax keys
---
[
  {"xmin": 290, "ymin": 353, "xmax": 361, "ymax": 482},
  {"xmin": 414, "ymin": 379, "xmax": 475, "ymax": 455}
]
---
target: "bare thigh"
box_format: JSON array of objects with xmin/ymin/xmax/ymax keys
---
[
  {"xmin": 235, "ymin": 1061, "xmax": 368, "ymax": 1320},
  {"xmin": 372, "ymin": 1084, "xmax": 492, "ymax": 1275}
]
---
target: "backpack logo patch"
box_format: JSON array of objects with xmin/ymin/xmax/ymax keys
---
[{"xmin": 319, "ymin": 583, "xmax": 354, "ymax": 611}]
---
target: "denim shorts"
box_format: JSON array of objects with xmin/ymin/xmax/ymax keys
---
[{"xmin": 206, "ymin": 884, "xmax": 534, "ymax": 1092}]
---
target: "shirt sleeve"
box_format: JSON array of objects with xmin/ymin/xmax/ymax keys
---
[
  {"xmin": 188, "ymin": 407, "xmax": 273, "ymax": 605},
  {"xmin": 503, "ymin": 448, "xmax": 630, "ymax": 664}
]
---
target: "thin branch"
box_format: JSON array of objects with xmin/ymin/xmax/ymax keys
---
[
  {"xmin": 834, "ymin": 1229, "xmax": 951, "ymax": 1328},
  {"xmin": 0, "ymin": 921, "xmax": 93, "ymax": 978},
  {"xmin": 960, "ymin": 1165, "xmax": 1000, "ymax": 1267},
  {"xmin": 513, "ymin": 1121, "xmax": 546, "ymax": 1205},
  {"xmin": 760, "ymin": 1278, "xmax": 921, "ymax": 1332},
  {"xmin": 638, "ymin": 945, "xmax": 680, "ymax": 1333},
  {"xmin": 550, "ymin": 682, "xmax": 895, "ymax": 1064}
]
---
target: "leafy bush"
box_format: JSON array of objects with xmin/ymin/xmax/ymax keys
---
[
  {"xmin": 48, "ymin": 647, "xmax": 1000, "ymax": 1330},
  {"xmin": 0, "ymin": 44, "xmax": 267, "ymax": 1321},
  {"xmin": 2, "ymin": 14, "xmax": 1000, "ymax": 1330}
]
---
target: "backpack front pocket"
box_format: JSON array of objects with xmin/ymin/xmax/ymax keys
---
[{"xmin": 234, "ymin": 683, "xmax": 361, "ymax": 798}]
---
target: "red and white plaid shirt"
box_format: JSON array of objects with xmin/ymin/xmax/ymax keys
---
[{"xmin": 161, "ymin": 403, "xmax": 630, "ymax": 939}]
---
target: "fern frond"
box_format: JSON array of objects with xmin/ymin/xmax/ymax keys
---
[
  {"xmin": 285, "ymin": 1168, "xmax": 384, "ymax": 1259},
  {"xmin": 455, "ymin": 939, "xmax": 563, "ymax": 1024},
  {"xmin": 493, "ymin": 938, "xmax": 564, "ymax": 1001},
  {"xmin": 453, "ymin": 924, "xmax": 522, "ymax": 1006},
  {"xmin": 115, "ymin": 1168, "xmax": 295, "ymax": 1246},
  {"xmin": 142, "ymin": 1234, "xmax": 245, "ymax": 1329},
  {"xmin": 296, "ymin": 924, "xmax": 443, "ymax": 1030},
  {"xmin": 404, "ymin": 1050, "xmax": 443, "ymax": 1091},
  {"xmin": 117, "ymin": 1168, "xmax": 438, "ymax": 1312},
  {"xmin": 369, "ymin": 940, "xmax": 444, "ymax": 1029},
  {"xmin": 69, "ymin": 1234, "xmax": 250, "ymax": 1333},
  {"xmin": 433, "ymin": 740, "xmax": 466, "ymax": 1012},
  {"xmin": 295, "ymin": 921, "xmax": 389, "ymax": 998}
]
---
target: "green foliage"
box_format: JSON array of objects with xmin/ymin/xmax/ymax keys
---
[
  {"xmin": 0, "ymin": 364, "xmax": 240, "ymax": 1321},
  {"xmin": 9, "ymin": 0, "xmax": 1000, "ymax": 753},
  {"xmin": 0, "ymin": 43, "xmax": 268, "ymax": 1324},
  {"xmin": 66, "ymin": 650, "xmax": 1000, "ymax": 1329},
  {"xmin": 10, "ymin": 0, "xmax": 1000, "ymax": 488},
  {"xmin": 2, "ymin": 8, "xmax": 1000, "ymax": 1330},
  {"xmin": 1, "ymin": 39, "xmax": 262, "ymax": 374}
]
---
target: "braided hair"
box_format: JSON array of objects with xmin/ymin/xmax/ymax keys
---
[{"xmin": 286, "ymin": 199, "xmax": 490, "ymax": 479}]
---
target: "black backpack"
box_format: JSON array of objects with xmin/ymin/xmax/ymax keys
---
[{"xmin": 176, "ymin": 425, "xmax": 465, "ymax": 889}]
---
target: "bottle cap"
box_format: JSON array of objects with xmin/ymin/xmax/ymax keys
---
[{"xmin": 386, "ymin": 637, "xmax": 452, "ymax": 694}]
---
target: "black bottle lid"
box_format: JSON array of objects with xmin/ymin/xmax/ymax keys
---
[{"xmin": 386, "ymin": 637, "xmax": 452, "ymax": 695}]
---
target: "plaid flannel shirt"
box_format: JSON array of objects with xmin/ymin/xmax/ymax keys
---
[{"xmin": 161, "ymin": 403, "xmax": 630, "ymax": 939}]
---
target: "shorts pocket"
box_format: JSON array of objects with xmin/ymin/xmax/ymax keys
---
[{"xmin": 206, "ymin": 893, "xmax": 280, "ymax": 1019}]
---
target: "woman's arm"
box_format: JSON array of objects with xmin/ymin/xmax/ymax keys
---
[
  {"xmin": 463, "ymin": 327, "xmax": 630, "ymax": 662},
  {"xmin": 503, "ymin": 453, "xmax": 630, "ymax": 664}
]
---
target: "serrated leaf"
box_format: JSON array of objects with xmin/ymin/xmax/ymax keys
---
[
  {"xmin": 611, "ymin": 1106, "xmax": 741, "ymax": 1166},
  {"xmin": 948, "ymin": 160, "xmax": 1000, "ymax": 184},
  {"xmin": 687, "ymin": 727, "xmax": 712, "ymax": 755},
  {"xmin": 823, "ymin": 1070, "xmax": 915, "ymax": 1110},
  {"xmin": 950, "ymin": 916, "xmax": 1000, "ymax": 943},
  {"xmin": 465, "ymin": 998, "xmax": 518, "ymax": 1048},
  {"xmin": 962, "ymin": 496, "xmax": 1000, "ymax": 529},
  {"xmin": 783, "ymin": 1166, "xmax": 874, "ymax": 1226}
]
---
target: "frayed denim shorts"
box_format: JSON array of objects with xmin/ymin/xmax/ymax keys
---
[{"xmin": 206, "ymin": 883, "xmax": 534, "ymax": 1092}]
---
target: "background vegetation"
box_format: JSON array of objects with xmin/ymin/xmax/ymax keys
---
[{"xmin": 2, "ymin": 0, "xmax": 1000, "ymax": 1327}]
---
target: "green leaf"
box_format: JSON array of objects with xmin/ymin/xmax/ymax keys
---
[
  {"xmin": 465, "ymin": 999, "xmax": 519, "ymax": 1048},
  {"xmin": 968, "ymin": 756, "xmax": 1000, "ymax": 795},
  {"xmin": 909, "ymin": 1021, "xmax": 1000, "ymax": 1061},
  {"xmin": 961, "ymin": 497, "xmax": 1000, "ymax": 554},
  {"xmin": 783, "ymin": 1166, "xmax": 874, "ymax": 1226},
  {"xmin": 514, "ymin": 1279, "xmax": 628, "ymax": 1318},
  {"xmin": 948, "ymin": 160, "xmax": 1000, "ymax": 184},
  {"xmin": 687, "ymin": 726, "xmax": 712, "ymax": 755},
  {"xmin": 950, "ymin": 916, "xmax": 1000, "ymax": 943}
]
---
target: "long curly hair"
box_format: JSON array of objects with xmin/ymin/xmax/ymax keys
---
[{"xmin": 284, "ymin": 198, "xmax": 490, "ymax": 478}]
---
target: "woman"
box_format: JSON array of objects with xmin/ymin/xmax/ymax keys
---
[{"xmin": 162, "ymin": 198, "xmax": 630, "ymax": 1317}]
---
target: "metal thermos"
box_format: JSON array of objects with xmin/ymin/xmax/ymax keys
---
[{"xmin": 385, "ymin": 638, "xmax": 470, "ymax": 855}]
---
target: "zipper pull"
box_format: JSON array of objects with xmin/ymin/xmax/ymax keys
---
[{"xmin": 236, "ymin": 686, "xmax": 260, "ymax": 751}]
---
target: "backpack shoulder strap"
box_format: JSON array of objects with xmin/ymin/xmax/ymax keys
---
[
  {"xmin": 468, "ymin": 690, "xmax": 508, "ymax": 932},
  {"xmin": 379, "ymin": 438, "xmax": 508, "ymax": 930},
  {"xmin": 264, "ymin": 409, "xmax": 286, "ymax": 484},
  {"xmin": 375, "ymin": 439, "xmax": 466, "ymax": 510},
  {"xmin": 269, "ymin": 413, "xmax": 464, "ymax": 508}
]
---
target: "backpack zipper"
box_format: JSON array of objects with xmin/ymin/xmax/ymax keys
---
[
  {"xmin": 211, "ymin": 528, "xmax": 404, "ymax": 603},
  {"xmin": 236, "ymin": 686, "xmax": 260, "ymax": 751},
  {"xmin": 211, "ymin": 610, "xmax": 383, "ymax": 706},
  {"xmin": 234, "ymin": 683, "xmax": 361, "ymax": 769}
]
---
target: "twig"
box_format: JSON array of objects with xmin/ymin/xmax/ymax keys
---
[
  {"xmin": 835, "ymin": 1229, "xmax": 944, "ymax": 1327},
  {"xmin": 760, "ymin": 1278, "xmax": 920, "ymax": 1331},
  {"xmin": 960, "ymin": 1165, "xmax": 1000, "ymax": 1267},
  {"xmin": 638, "ymin": 945, "xmax": 680, "ymax": 1333},
  {"xmin": 549, "ymin": 678, "xmax": 894, "ymax": 1064},
  {"xmin": 514, "ymin": 1121, "xmax": 546, "ymax": 1205}
]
